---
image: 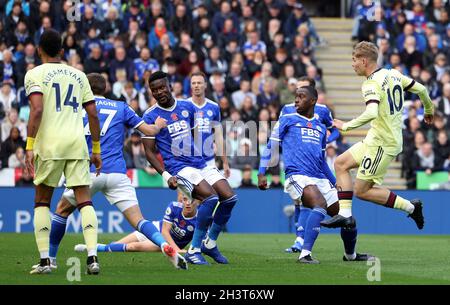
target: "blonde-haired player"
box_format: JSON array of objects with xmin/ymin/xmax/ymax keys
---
[
  {"xmin": 321, "ymin": 41, "xmax": 434, "ymax": 230},
  {"xmin": 25, "ymin": 29, "xmax": 102, "ymax": 274}
]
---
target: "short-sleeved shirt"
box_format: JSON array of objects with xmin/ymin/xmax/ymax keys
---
[
  {"xmin": 24, "ymin": 63, "xmax": 94, "ymax": 160},
  {"xmin": 361, "ymin": 68, "xmax": 414, "ymax": 155},
  {"xmin": 83, "ymin": 96, "xmax": 143, "ymax": 174},
  {"xmin": 188, "ymin": 97, "xmax": 221, "ymax": 162},
  {"xmin": 271, "ymin": 113, "xmax": 327, "ymax": 179},
  {"xmin": 161, "ymin": 201, "xmax": 197, "ymax": 249},
  {"xmin": 142, "ymin": 99, "xmax": 206, "ymax": 175}
]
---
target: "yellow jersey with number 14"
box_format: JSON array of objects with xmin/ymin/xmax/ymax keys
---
[
  {"xmin": 24, "ymin": 63, "xmax": 95, "ymax": 160},
  {"xmin": 361, "ymin": 68, "xmax": 415, "ymax": 156}
]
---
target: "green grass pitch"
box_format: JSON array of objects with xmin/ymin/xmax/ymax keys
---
[{"xmin": 1, "ymin": 233, "xmax": 450, "ymax": 285}]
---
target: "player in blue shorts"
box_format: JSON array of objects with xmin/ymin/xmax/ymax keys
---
[
  {"xmin": 187, "ymin": 72, "xmax": 238, "ymax": 264},
  {"xmin": 258, "ymin": 86, "xmax": 366, "ymax": 263},
  {"xmin": 44, "ymin": 73, "xmax": 188, "ymax": 270},
  {"xmin": 281, "ymin": 77, "xmax": 339, "ymax": 253},
  {"xmin": 279, "ymin": 78, "xmax": 371, "ymax": 262},
  {"xmin": 74, "ymin": 192, "xmax": 197, "ymax": 253},
  {"xmin": 142, "ymin": 71, "xmax": 221, "ymax": 265}
]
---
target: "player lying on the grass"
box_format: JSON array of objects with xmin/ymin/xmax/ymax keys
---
[
  {"xmin": 281, "ymin": 77, "xmax": 338, "ymax": 253},
  {"xmin": 321, "ymin": 41, "xmax": 432, "ymax": 229},
  {"xmin": 258, "ymin": 86, "xmax": 371, "ymax": 264},
  {"xmin": 74, "ymin": 192, "xmax": 198, "ymax": 253},
  {"xmin": 142, "ymin": 71, "xmax": 230, "ymax": 265},
  {"xmin": 45, "ymin": 73, "xmax": 188, "ymax": 270},
  {"xmin": 25, "ymin": 29, "xmax": 102, "ymax": 275}
]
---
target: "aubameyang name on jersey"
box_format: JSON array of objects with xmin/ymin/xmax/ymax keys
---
[
  {"xmin": 96, "ymin": 100, "xmax": 117, "ymax": 107},
  {"xmin": 43, "ymin": 68, "xmax": 84, "ymax": 88}
]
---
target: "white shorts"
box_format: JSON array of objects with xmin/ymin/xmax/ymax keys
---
[
  {"xmin": 176, "ymin": 166, "xmax": 205, "ymax": 199},
  {"xmin": 64, "ymin": 173, "xmax": 138, "ymax": 212},
  {"xmin": 284, "ymin": 175, "xmax": 338, "ymax": 207},
  {"xmin": 134, "ymin": 221, "xmax": 161, "ymax": 242},
  {"xmin": 201, "ymin": 159, "xmax": 225, "ymax": 186}
]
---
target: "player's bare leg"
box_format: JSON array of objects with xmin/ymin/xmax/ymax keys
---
[
  {"xmin": 353, "ymin": 179, "xmax": 424, "ymax": 229},
  {"xmin": 321, "ymin": 150, "xmax": 359, "ymax": 228},
  {"xmin": 121, "ymin": 205, "xmax": 187, "ymax": 269},
  {"xmin": 30, "ymin": 184, "xmax": 54, "ymax": 274},
  {"xmin": 73, "ymin": 186, "xmax": 100, "ymax": 275}
]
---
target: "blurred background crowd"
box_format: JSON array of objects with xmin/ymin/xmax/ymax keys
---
[{"xmin": 0, "ymin": 0, "xmax": 449, "ymax": 189}]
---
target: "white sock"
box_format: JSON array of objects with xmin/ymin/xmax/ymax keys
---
[
  {"xmin": 40, "ymin": 251, "xmax": 49, "ymax": 259},
  {"xmin": 299, "ymin": 249, "xmax": 311, "ymax": 259},
  {"xmin": 295, "ymin": 237, "xmax": 304, "ymax": 246},
  {"xmin": 188, "ymin": 246, "xmax": 201, "ymax": 254},
  {"xmin": 344, "ymin": 252, "xmax": 357, "ymax": 261},
  {"xmin": 204, "ymin": 237, "xmax": 217, "ymax": 249},
  {"xmin": 87, "ymin": 249, "xmax": 97, "ymax": 257},
  {"xmin": 338, "ymin": 208, "xmax": 352, "ymax": 218}
]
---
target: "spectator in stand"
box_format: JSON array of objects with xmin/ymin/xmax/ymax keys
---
[
  {"xmin": 8, "ymin": 146, "xmax": 25, "ymax": 169},
  {"xmin": 148, "ymin": 17, "xmax": 175, "ymax": 52},
  {"xmin": 429, "ymin": 53, "xmax": 449, "ymax": 81},
  {"xmin": 218, "ymin": 17, "xmax": 240, "ymax": 49},
  {"xmin": 170, "ymin": 3, "xmax": 193, "ymax": 37},
  {"xmin": 225, "ymin": 61, "xmax": 248, "ymax": 94},
  {"xmin": 438, "ymin": 83, "xmax": 450, "ymax": 128},
  {"xmin": 423, "ymin": 34, "xmax": 444, "ymax": 68},
  {"xmin": 119, "ymin": 81, "xmax": 141, "ymax": 106},
  {"xmin": 84, "ymin": 46, "xmax": 108, "ymax": 75},
  {"xmin": 212, "ymin": 0, "xmax": 239, "ymax": 34},
  {"xmin": 240, "ymin": 164, "xmax": 257, "ymax": 188},
  {"xmin": 231, "ymin": 79, "xmax": 256, "ymax": 110},
  {"xmin": 411, "ymin": 141, "xmax": 445, "ymax": 183},
  {"xmin": 240, "ymin": 96, "xmax": 258, "ymax": 123},
  {"xmin": 133, "ymin": 47, "xmax": 159, "ymax": 81},
  {"xmin": 1, "ymin": 50, "xmax": 16, "ymax": 84},
  {"xmin": 210, "ymin": 72, "xmax": 230, "ymax": 103},
  {"xmin": 109, "ymin": 46, "xmax": 134, "ymax": 83},
  {"xmin": 284, "ymin": 2, "xmax": 324, "ymax": 45},
  {"xmin": 400, "ymin": 35, "xmax": 424, "ymax": 71},
  {"xmin": 0, "ymin": 126, "xmax": 25, "ymax": 169},
  {"xmin": 204, "ymin": 46, "xmax": 228, "ymax": 76},
  {"xmin": 243, "ymin": 31, "xmax": 267, "ymax": 56},
  {"xmin": 1, "ymin": 107, "xmax": 26, "ymax": 142},
  {"xmin": 279, "ymin": 77, "xmax": 297, "ymax": 106},
  {"xmin": 103, "ymin": 6, "xmax": 122, "ymax": 39},
  {"xmin": 396, "ymin": 22, "xmax": 427, "ymax": 53},
  {"xmin": 434, "ymin": 129, "xmax": 450, "ymax": 170},
  {"xmin": 257, "ymin": 81, "xmax": 278, "ymax": 109},
  {"xmin": 0, "ymin": 82, "xmax": 16, "ymax": 114},
  {"xmin": 122, "ymin": 1, "xmax": 147, "ymax": 32}
]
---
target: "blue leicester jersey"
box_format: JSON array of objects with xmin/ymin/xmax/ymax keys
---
[
  {"xmin": 280, "ymin": 103, "xmax": 333, "ymax": 129},
  {"xmin": 142, "ymin": 99, "xmax": 206, "ymax": 175},
  {"xmin": 271, "ymin": 113, "xmax": 327, "ymax": 179},
  {"xmin": 188, "ymin": 97, "xmax": 221, "ymax": 162},
  {"xmin": 84, "ymin": 96, "xmax": 143, "ymax": 174},
  {"xmin": 161, "ymin": 201, "xmax": 197, "ymax": 249}
]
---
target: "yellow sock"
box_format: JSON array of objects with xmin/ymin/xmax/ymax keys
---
[
  {"xmin": 80, "ymin": 205, "xmax": 98, "ymax": 257},
  {"xmin": 394, "ymin": 196, "xmax": 414, "ymax": 214},
  {"xmin": 338, "ymin": 191, "xmax": 353, "ymax": 217},
  {"xmin": 34, "ymin": 206, "xmax": 51, "ymax": 259}
]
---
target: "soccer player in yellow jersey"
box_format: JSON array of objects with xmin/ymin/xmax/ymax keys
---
[
  {"xmin": 24, "ymin": 29, "xmax": 102, "ymax": 275},
  {"xmin": 321, "ymin": 41, "xmax": 434, "ymax": 230}
]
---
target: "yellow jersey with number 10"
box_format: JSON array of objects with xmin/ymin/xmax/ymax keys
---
[
  {"xmin": 24, "ymin": 63, "xmax": 95, "ymax": 160},
  {"xmin": 361, "ymin": 68, "xmax": 414, "ymax": 156}
]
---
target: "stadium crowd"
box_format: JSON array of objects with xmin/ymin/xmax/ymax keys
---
[{"xmin": 0, "ymin": 0, "xmax": 449, "ymax": 189}]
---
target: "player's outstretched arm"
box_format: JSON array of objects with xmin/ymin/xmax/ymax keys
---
[
  {"xmin": 85, "ymin": 101, "xmax": 102, "ymax": 175},
  {"xmin": 336, "ymin": 103, "xmax": 379, "ymax": 132},
  {"xmin": 137, "ymin": 116, "xmax": 167, "ymax": 136},
  {"xmin": 142, "ymin": 138, "xmax": 177, "ymax": 189},
  {"xmin": 161, "ymin": 221, "xmax": 183, "ymax": 253},
  {"xmin": 403, "ymin": 80, "xmax": 435, "ymax": 125},
  {"xmin": 25, "ymin": 93, "xmax": 44, "ymax": 176}
]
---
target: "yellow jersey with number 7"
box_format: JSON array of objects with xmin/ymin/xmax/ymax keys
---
[
  {"xmin": 24, "ymin": 63, "xmax": 95, "ymax": 160},
  {"xmin": 361, "ymin": 68, "xmax": 415, "ymax": 156}
]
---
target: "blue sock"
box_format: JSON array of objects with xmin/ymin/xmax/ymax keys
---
[
  {"xmin": 297, "ymin": 206, "xmax": 311, "ymax": 240},
  {"xmin": 294, "ymin": 205, "xmax": 301, "ymax": 229},
  {"xmin": 49, "ymin": 213, "xmax": 67, "ymax": 259},
  {"xmin": 137, "ymin": 219, "xmax": 166, "ymax": 248},
  {"xmin": 106, "ymin": 243, "xmax": 127, "ymax": 252},
  {"xmin": 340, "ymin": 226, "xmax": 357, "ymax": 255},
  {"xmin": 191, "ymin": 195, "xmax": 219, "ymax": 249},
  {"xmin": 303, "ymin": 207, "xmax": 326, "ymax": 252},
  {"xmin": 97, "ymin": 244, "xmax": 110, "ymax": 252},
  {"xmin": 209, "ymin": 195, "xmax": 237, "ymax": 241}
]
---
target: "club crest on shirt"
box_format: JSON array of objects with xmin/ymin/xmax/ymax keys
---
[
  {"xmin": 207, "ymin": 110, "xmax": 213, "ymax": 117},
  {"xmin": 187, "ymin": 225, "xmax": 194, "ymax": 232},
  {"xmin": 181, "ymin": 110, "xmax": 189, "ymax": 118}
]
